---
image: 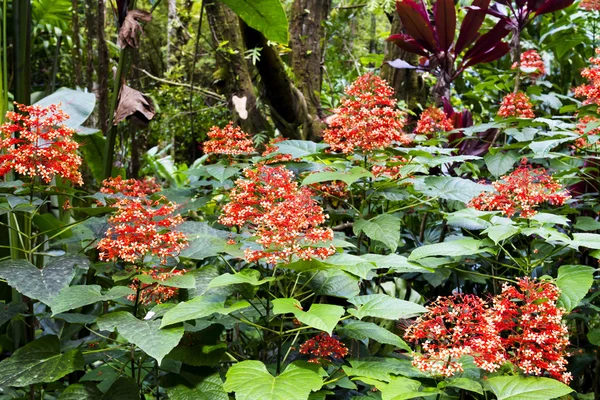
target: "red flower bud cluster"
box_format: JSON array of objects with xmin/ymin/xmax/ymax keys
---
[
  {"xmin": 261, "ymin": 137, "xmax": 297, "ymax": 164},
  {"xmin": 128, "ymin": 268, "xmax": 186, "ymax": 305},
  {"xmin": 299, "ymin": 333, "xmax": 348, "ymax": 364},
  {"xmin": 468, "ymin": 160, "xmax": 570, "ymax": 218},
  {"xmin": 219, "ymin": 165, "xmax": 335, "ymax": 264},
  {"xmin": 323, "ymin": 73, "xmax": 410, "ymax": 154},
  {"xmin": 97, "ymin": 196, "xmax": 188, "ymax": 264},
  {"xmin": 371, "ymin": 155, "xmax": 410, "ymax": 180},
  {"xmin": 580, "ymin": 0, "xmax": 600, "ymax": 10},
  {"xmin": 511, "ymin": 50, "xmax": 546, "ymax": 80},
  {"xmin": 203, "ymin": 122, "xmax": 255, "ymax": 156},
  {"xmin": 0, "ymin": 103, "xmax": 83, "ymax": 185},
  {"xmin": 414, "ymin": 106, "xmax": 454, "ymax": 135},
  {"xmin": 575, "ymin": 115, "xmax": 600, "ymax": 149},
  {"xmin": 405, "ymin": 279, "xmax": 571, "ymax": 383},
  {"xmin": 497, "ymin": 92, "xmax": 535, "ymax": 118},
  {"xmin": 101, "ymin": 175, "xmax": 161, "ymax": 197},
  {"xmin": 575, "ymin": 49, "xmax": 600, "ymax": 107}
]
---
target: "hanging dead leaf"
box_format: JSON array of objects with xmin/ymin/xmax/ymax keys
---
[
  {"xmin": 114, "ymin": 85, "xmax": 155, "ymax": 125},
  {"xmin": 118, "ymin": 9, "xmax": 152, "ymax": 49}
]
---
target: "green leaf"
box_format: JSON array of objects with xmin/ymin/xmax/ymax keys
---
[
  {"xmin": 34, "ymin": 88, "xmax": 95, "ymax": 130},
  {"xmin": 220, "ymin": 0, "xmax": 289, "ymax": 44},
  {"xmin": 337, "ymin": 321, "xmax": 410, "ymax": 351},
  {"xmin": 354, "ymin": 214, "xmax": 401, "ymax": 252},
  {"xmin": 208, "ymin": 269, "xmax": 275, "ymax": 288},
  {"xmin": 50, "ymin": 285, "xmax": 134, "ymax": 315},
  {"xmin": 483, "ymin": 225, "xmax": 520, "ymax": 244},
  {"xmin": 556, "ymin": 265, "xmax": 595, "ymax": 312},
  {"xmin": 445, "ymin": 208, "xmax": 493, "ymax": 230},
  {"xmin": 135, "ymin": 272, "xmax": 196, "ymax": 289},
  {"xmin": 179, "ymin": 221, "xmax": 230, "ymax": 260},
  {"xmin": 0, "ymin": 256, "xmax": 87, "ymax": 305},
  {"xmin": 348, "ymin": 294, "xmax": 426, "ymax": 320},
  {"xmin": 439, "ymin": 378, "xmax": 483, "ymax": 394},
  {"xmin": 484, "ymin": 151, "xmax": 520, "ymax": 177},
  {"xmin": 0, "ymin": 335, "xmax": 84, "ymax": 387},
  {"xmin": 274, "ymin": 140, "xmax": 328, "ymax": 158},
  {"xmin": 360, "ymin": 254, "xmax": 433, "ymax": 273},
  {"xmin": 272, "ymin": 298, "xmax": 344, "ymax": 334},
  {"xmin": 161, "ymin": 295, "xmax": 250, "ymax": 327},
  {"xmin": 575, "ymin": 216, "xmax": 600, "ymax": 231},
  {"xmin": 305, "ymin": 269, "xmax": 360, "ymax": 299},
  {"xmin": 223, "ymin": 360, "xmax": 324, "ymax": 400},
  {"xmin": 58, "ymin": 378, "xmax": 139, "ymax": 400},
  {"xmin": 167, "ymin": 373, "xmax": 228, "ymax": 400},
  {"xmin": 411, "ymin": 176, "xmax": 491, "ymax": 203},
  {"xmin": 408, "ymin": 238, "xmax": 487, "ymax": 261},
  {"xmin": 568, "ymin": 233, "xmax": 600, "ymax": 250},
  {"xmin": 205, "ymin": 164, "xmax": 240, "ymax": 182},
  {"xmin": 97, "ymin": 311, "xmax": 184, "ymax": 364},
  {"xmin": 0, "ymin": 302, "xmax": 28, "ymax": 328},
  {"xmin": 587, "ymin": 329, "xmax": 600, "ymax": 346},
  {"xmin": 74, "ymin": 131, "xmax": 105, "ymax": 181},
  {"xmin": 380, "ymin": 376, "xmax": 433, "ymax": 400},
  {"xmin": 485, "ymin": 376, "xmax": 573, "ymax": 400},
  {"xmin": 303, "ymin": 166, "xmax": 373, "ymax": 186}
]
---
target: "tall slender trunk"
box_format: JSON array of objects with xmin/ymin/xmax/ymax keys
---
[
  {"xmin": 13, "ymin": 0, "xmax": 31, "ymax": 105},
  {"xmin": 71, "ymin": 0, "xmax": 83, "ymax": 87},
  {"xmin": 97, "ymin": 0, "xmax": 109, "ymax": 133},
  {"xmin": 166, "ymin": 0, "xmax": 176, "ymax": 69},
  {"xmin": 85, "ymin": 1, "xmax": 95, "ymax": 93}
]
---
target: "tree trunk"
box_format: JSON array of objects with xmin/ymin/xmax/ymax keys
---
[
  {"xmin": 84, "ymin": 1, "xmax": 95, "ymax": 93},
  {"xmin": 166, "ymin": 0, "xmax": 176, "ymax": 68},
  {"xmin": 381, "ymin": 12, "xmax": 425, "ymax": 109},
  {"xmin": 289, "ymin": 0, "xmax": 331, "ymax": 140},
  {"xmin": 71, "ymin": 0, "xmax": 82, "ymax": 87},
  {"xmin": 97, "ymin": 0, "xmax": 109, "ymax": 133},
  {"xmin": 205, "ymin": 1, "xmax": 270, "ymax": 135}
]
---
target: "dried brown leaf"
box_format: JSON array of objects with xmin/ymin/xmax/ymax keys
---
[
  {"xmin": 118, "ymin": 9, "xmax": 152, "ymax": 49},
  {"xmin": 114, "ymin": 85, "xmax": 155, "ymax": 125}
]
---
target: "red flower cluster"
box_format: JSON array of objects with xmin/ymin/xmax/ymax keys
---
[
  {"xmin": 580, "ymin": 0, "xmax": 600, "ymax": 10},
  {"xmin": 405, "ymin": 279, "xmax": 571, "ymax": 383},
  {"xmin": 414, "ymin": 106, "xmax": 454, "ymax": 135},
  {"xmin": 128, "ymin": 268, "xmax": 186, "ymax": 305},
  {"xmin": 0, "ymin": 103, "xmax": 83, "ymax": 185},
  {"xmin": 404, "ymin": 294, "xmax": 506, "ymax": 377},
  {"xmin": 299, "ymin": 333, "xmax": 348, "ymax": 364},
  {"xmin": 219, "ymin": 165, "xmax": 335, "ymax": 264},
  {"xmin": 575, "ymin": 49, "xmax": 600, "ymax": 106},
  {"xmin": 323, "ymin": 73, "xmax": 410, "ymax": 154},
  {"xmin": 261, "ymin": 137, "xmax": 296, "ymax": 164},
  {"xmin": 371, "ymin": 155, "xmax": 410, "ymax": 180},
  {"xmin": 575, "ymin": 115, "xmax": 600, "ymax": 148},
  {"xmin": 468, "ymin": 160, "xmax": 570, "ymax": 218},
  {"xmin": 512, "ymin": 50, "xmax": 546, "ymax": 80},
  {"xmin": 97, "ymin": 197, "xmax": 188, "ymax": 264},
  {"xmin": 101, "ymin": 176, "xmax": 161, "ymax": 197},
  {"xmin": 203, "ymin": 122, "xmax": 255, "ymax": 155},
  {"xmin": 497, "ymin": 92, "xmax": 535, "ymax": 118},
  {"xmin": 492, "ymin": 278, "xmax": 571, "ymax": 384}
]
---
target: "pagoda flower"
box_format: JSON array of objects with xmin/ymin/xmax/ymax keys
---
[
  {"xmin": 414, "ymin": 106, "xmax": 454, "ymax": 135},
  {"xmin": 299, "ymin": 333, "xmax": 348, "ymax": 364},
  {"xmin": 512, "ymin": 50, "xmax": 546, "ymax": 80},
  {"xmin": 574, "ymin": 48, "xmax": 600, "ymax": 106},
  {"xmin": 202, "ymin": 122, "xmax": 255, "ymax": 156},
  {"xmin": 101, "ymin": 175, "xmax": 161, "ymax": 197},
  {"xmin": 574, "ymin": 115, "xmax": 600, "ymax": 149},
  {"xmin": 0, "ymin": 103, "xmax": 83, "ymax": 185},
  {"xmin": 219, "ymin": 164, "xmax": 335, "ymax": 264},
  {"xmin": 468, "ymin": 160, "xmax": 570, "ymax": 218},
  {"xmin": 323, "ymin": 73, "xmax": 410, "ymax": 154},
  {"xmin": 97, "ymin": 196, "xmax": 188, "ymax": 265},
  {"xmin": 580, "ymin": 0, "xmax": 600, "ymax": 11},
  {"xmin": 127, "ymin": 268, "xmax": 186, "ymax": 305},
  {"xmin": 497, "ymin": 92, "xmax": 535, "ymax": 119}
]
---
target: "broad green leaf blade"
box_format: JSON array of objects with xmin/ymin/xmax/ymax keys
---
[
  {"xmin": 568, "ymin": 233, "xmax": 600, "ymax": 250},
  {"xmin": 272, "ymin": 298, "xmax": 344, "ymax": 334},
  {"xmin": 344, "ymin": 358, "xmax": 426, "ymax": 381},
  {"xmin": 58, "ymin": 382, "xmax": 103, "ymax": 400},
  {"xmin": 380, "ymin": 376, "xmax": 433, "ymax": 400},
  {"xmin": 208, "ymin": 269, "xmax": 275, "ymax": 288},
  {"xmin": 0, "ymin": 335, "xmax": 84, "ymax": 386},
  {"xmin": 303, "ymin": 167, "xmax": 373, "ymax": 186},
  {"xmin": 34, "ymin": 87, "xmax": 96, "ymax": 131},
  {"xmin": 97, "ymin": 311, "xmax": 183, "ymax": 364},
  {"xmin": 161, "ymin": 295, "xmax": 250, "ymax": 327},
  {"xmin": 305, "ymin": 269, "xmax": 361, "ymax": 299},
  {"xmin": 167, "ymin": 373, "xmax": 228, "ymax": 400},
  {"xmin": 74, "ymin": 131, "xmax": 105, "ymax": 181},
  {"xmin": 205, "ymin": 164, "xmax": 240, "ymax": 182},
  {"xmin": 179, "ymin": 221, "xmax": 231, "ymax": 260},
  {"xmin": 574, "ymin": 216, "xmax": 600, "ymax": 231},
  {"xmin": 0, "ymin": 302, "xmax": 28, "ymax": 327},
  {"xmin": 484, "ymin": 151, "xmax": 520, "ymax": 177},
  {"xmin": 483, "ymin": 225, "xmax": 520, "ymax": 244},
  {"xmin": 0, "ymin": 256, "xmax": 87, "ymax": 304},
  {"xmin": 337, "ymin": 321, "xmax": 410, "ymax": 351},
  {"xmin": 354, "ymin": 214, "xmax": 401, "ymax": 252},
  {"xmin": 556, "ymin": 265, "xmax": 595, "ymax": 312},
  {"xmin": 58, "ymin": 378, "xmax": 139, "ymax": 400},
  {"xmin": 135, "ymin": 272, "xmax": 196, "ymax": 289},
  {"xmin": 274, "ymin": 140, "xmax": 328, "ymax": 158},
  {"xmin": 440, "ymin": 378, "xmax": 483, "ymax": 394},
  {"xmin": 485, "ymin": 376, "xmax": 573, "ymax": 400},
  {"xmin": 51, "ymin": 285, "xmax": 134, "ymax": 315},
  {"xmin": 408, "ymin": 238, "xmax": 486, "ymax": 261},
  {"xmin": 360, "ymin": 254, "xmax": 433, "ymax": 273},
  {"xmin": 411, "ymin": 176, "xmax": 492, "ymax": 203},
  {"xmin": 223, "ymin": 360, "xmax": 324, "ymax": 400},
  {"xmin": 348, "ymin": 294, "xmax": 426, "ymax": 320},
  {"xmin": 220, "ymin": 0, "xmax": 289, "ymax": 44}
]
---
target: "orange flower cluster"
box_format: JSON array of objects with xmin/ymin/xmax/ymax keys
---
[
  {"xmin": 406, "ymin": 280, "xmax": 571, "ymax": 382},
  {"xmin": 575, "ymin": 49, "xmax": 600, "ymax": 106},
  {"xmin": 414, "ymin": 106, "xmax": 454, "ymax": 135},
  {"xmin": 97, "ymin": 196, "xmax": 188, "ymax": 264},
  {"xmin": 203, "ymin": 122, "xmax": 255, "ymax": 155},
  {"xmin": 261, "ymin": 137, "xmax": 295, "ymax": 164},
  {"xmin": 323, "ymin": 73, "xmax": 410, "ymax": 153},
  {"xmin": 497, "ymin": 92, "xmax": 535, "ymax": 118},
  {"xmin": 128, "ymin": 268, "xmax": 186, "ymax": 305},
  {"xmin": 405, "ymin": 294, "xmax": 506, "ymax": 377},
  {"xmin": 512, "ymin": 50, "xmax": 546, "ymax": 80},
  {"xmin": 219, "ymin": 165, "xmax": 335, "ymax": 264},
  {"xmin": 492, "ymin": 278, "xmax": 571, "ymax": 384},
  {"xmin": 469, "ymin": 161, "xmax": 570, "ymax": 218},
  {"xmin": 371, "ymin": 155, "xmax": 409, "ymax": 179},
  {"xmin": 575, "ymin": 115, "xmax": 600, "ymax": 148},
  {"xmin": 299, "ymin": 333, "xmax": 348, "ymax": 364},
  {"xmin": 0, "ymin": 103, "xmax": 83, "ymax": 185},
  {"xmin": 580, "ymin": 0, "xmax": 600, "ymax": 11},
  {"xmin": 101, "ymin": 176, "xmax": 161, "ymax": 197}
]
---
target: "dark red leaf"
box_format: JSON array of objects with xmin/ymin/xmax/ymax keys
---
[
  {"xmin": 463, "ymin": 42, "xmax": 509, "ymax": 68},
  {"xmin": 534, "ymin": 0, "xmax": 575, "ymax": 15},
  {"xmin": 463, "ymin": 21, "xmax": 510, "ymax": 61},
  {"xmin": 386, "ymin": 33, "xmax": 429, "ymax": 56},
  {"xmin": 455, "ymin": 0, "xmax": 491, "ymax": 55},
  {"xmin": 396, "ymin": 0, "xmax": 438, "ymax": 52},
  {"xmin": 434, "ymin": 0, "xmax": 456, "ymax": 52}
]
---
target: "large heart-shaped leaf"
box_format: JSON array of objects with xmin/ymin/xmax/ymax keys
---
[
  {"xmin": 220, "ymin": 0, "xmax": 289, "ymax": 44},
  {"xmin": 485, "ymin": 376, "xmax": 573, "ymax": 399},
  {"xmin": 348, "ymin": 294, "xmax": 426, "ymax": 320},
  {"xmin": 161, "ymin": 295, "xmax": 250, "ymax": 327},
  {"xmin": 556, "ymin": 265, "xmax": 595, "ymax": 312},
  {"xmin": 337, "ymin": 321, "xmax": 410, "ymax": 351},
  {"xmin": 51, "ymin": 285, "xmax": 134, "ymax": 315},
  {"xmin": 272, "ymin": 298, "xmax": 344, "ymax": 334},
  {"xmin": 354, "ymin": 214, "xmax": 401, "ymax": 252}
]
